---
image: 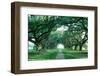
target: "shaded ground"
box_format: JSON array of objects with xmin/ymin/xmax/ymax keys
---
[
  {"xmin": 63, "ymin": 48, "xmax": 88, "ymax": 59},
  {"xmin": 56, "ymin": 49, "xmax": 64, "ymax": 59},
  {"xmin": 28, "ymin": 49, "xmax": 58, "ymax": 61},
  {"xmin": 28, "ymin": 48, "xmax": 88, "ymax": 61}
]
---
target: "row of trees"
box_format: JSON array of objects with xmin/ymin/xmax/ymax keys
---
[
  {"xmin": 62, "ymin": 17, "xmax": 88, "ymax": 51},
  {"xmin": 28, "ymin": 15, "xmax": 88, "ymax": 53}
]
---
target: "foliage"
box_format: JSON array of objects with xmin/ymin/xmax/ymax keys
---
[{"xmin": 28, "ymin": 15, "xmax": 88, "ymax": 54}]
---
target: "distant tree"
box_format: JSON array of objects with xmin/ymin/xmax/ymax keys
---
[
  {"xmin": 44, "ymin": 31, "xmax": 63, "ymax": 49},
  {"xmin": 62, "ymin": 17, "xmax": 88, "ymax": 51}
]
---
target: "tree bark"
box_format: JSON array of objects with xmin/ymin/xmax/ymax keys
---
[
  {"xmin": 35, "ymin": 43, "xmax": 46, "ymax": 54},
  {"xmin": 79, "ymin": 44, "xmax": 83, "ymax": 51},
  {"xmin": 79, "ymin": 38, "xmax": 88, "ymax": 51},
  {"xmin": 74, "ymin": 45, "xmax": 78, "ymax": 50}
]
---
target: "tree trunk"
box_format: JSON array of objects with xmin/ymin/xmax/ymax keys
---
[
  {"xmin": 35, "ymin": 45, "xmax": 39, "ymax": 53},
  {"xmin": 74, "ymin": 45, "xmax": 78, "ymax": 50},
  {"xmin": 79, "ymin": 39, "xmax": 87, "ymax": 51},
  {"xmin": 35, "ymin": 43, "xmax": 46, "ymax": 54},
  {"xmin": 79, "ymin": 45, "xmax": 83, "ymax": 51}
]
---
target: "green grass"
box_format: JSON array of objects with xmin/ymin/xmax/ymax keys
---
[
  {"xmin": 28, "ymin": 48, "xmax": 88, "ymax": 61},
  {"xmin": 62, "ymin": 48, "xmax": 88, "ymax": 59},
  {"xmin": 28, "ymin": 49, "xmax": 58, "ymax": 61}
]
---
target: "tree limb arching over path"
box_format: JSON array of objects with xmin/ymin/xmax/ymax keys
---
[{"xmin": 28, "ymin": 15, "xmax": 88, "ymax": 60}]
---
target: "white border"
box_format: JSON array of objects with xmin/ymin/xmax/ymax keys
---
[{"xmin": 20, "ymin": 6, "xmax": 95, "ymax": 70}]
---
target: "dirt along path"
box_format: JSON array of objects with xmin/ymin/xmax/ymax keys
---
[{"xmin": 56, "ymin": 49, "xmax": 64, "ymax": 59}]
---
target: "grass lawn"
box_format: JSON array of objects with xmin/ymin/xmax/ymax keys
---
[
  {"xmin": 28, "ymin": 48, "xmax": 88, "ymax": 61},
  {"xmin": 62, "ymin": 48, "xmax": 88, "ymax": 59},
  {"xmin": 28, "ymin": 49, "xmax": 58, "ymax": 61}
]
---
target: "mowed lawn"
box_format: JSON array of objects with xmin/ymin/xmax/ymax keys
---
[
  {"xmin": 28, "ymin": 48, "xmax": 88, "ymax": 61},
  {"xmin": 28, "ymin": 49, "xmax": 58, "ymax": 61},
  {"xmin": 62, "ymin": 48, "xmax": 88, "ymax": 59}
]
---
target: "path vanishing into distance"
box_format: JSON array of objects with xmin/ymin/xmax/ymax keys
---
[{"xmin": 56, "ymin": 49, "xmax": 64, "ymax": 59}]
